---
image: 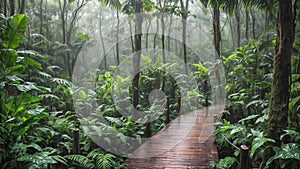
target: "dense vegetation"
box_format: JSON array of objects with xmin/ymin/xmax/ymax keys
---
[{"xmin": 0, "ymin": 0, "xmax": 299, "ymax": 169}]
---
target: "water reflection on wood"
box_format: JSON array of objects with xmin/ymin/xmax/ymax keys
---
[{"xmin": 125, "ymin": 104, "xmax": 224, "ymax": 169}]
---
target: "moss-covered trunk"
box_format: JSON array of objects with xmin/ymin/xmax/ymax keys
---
[{"xmin": 265, "ymin": 0, "xmax": 295, "ymax": 168}]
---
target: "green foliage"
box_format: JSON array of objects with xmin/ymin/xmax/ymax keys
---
[
  {"xmin": 264, "ymin": 143, "xmax": 300, "ymax": 169},
  {"xmin": 280, "ymin": 130, "xmax": 300, "ymax": 142},
  {"xmin": 0, "ymin": 1, "xmax": 299, "ymax": 169},
  {"xmin": 250, "ymin": 137, "xmax": 274, "ymax": 158},
  {"xmin": 216, "ymin": 157, "xmax": 237, "ymax": 169},
  {"xmin": 0, "ymin": 14, "xmax": 75, "ymax": 168},
  {"xmin": 15, "ymin": 145, "xmax": 67, "ymax": 168},
  {"xmin": 1, "ymin": 14, "xmax": 28, "ymax": 49},
  {"xmin": 214, "ymin": 39, "xmax": 290, "ymax": 168},
  {"xmin": 65, "ymin": 148, "xmax": 122, "ymax": 169}
]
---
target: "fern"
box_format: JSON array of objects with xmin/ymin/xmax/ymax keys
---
[
  {"xmin": 93, "ymin": 153, "xmax": 116, "ymax": 169},
  {"xmin": 66, "ymin": 149, "xmax": 116, "ymax": 169},
  {"xmin": 17, "ymin": 147, "xmax": 67, "ymax": 167},
  {"xmin": 65, "ymin": 154, "xmax": 95, "ymax": 169},
  {"xmin": 51, "ymin": 78, "xmax": 72, "ymax": 87},
  {"xmin": 87, "ymin": 149, "xmax": 116, "ymax": 169}
]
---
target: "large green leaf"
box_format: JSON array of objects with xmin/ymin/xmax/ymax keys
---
[
  {"xmin": 280, "ymin": 130, "xmax": 300, "ymax": 142},
  {"xmin": 250, "ymin": 137, "xmax": 275, "ymax": 158},
  {"xmin": 0, "ymin": 49, "xmax": 18, "ymax": 68},
  {"xmin": 12, "ymin": 113, "xmax": 47, "ymax": 136},
  {"xmin": 2, "ymin": 14, "xmax": 28, "ymax": 49},
  {"xmin": 21, "ymin": 57, "xmax": 42, "ymax": 69},
  {"xmin": 265, "ymin": 143, "xmax": 300, "ymax": 168},
  {"xmin": 238, "ymin": 114, "xmax": 259, "ymax": 123},
  {"xmin": 13, "ymin": 82, "xmax": 42, "ymax": 92}
]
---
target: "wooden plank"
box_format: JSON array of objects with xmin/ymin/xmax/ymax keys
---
[{"xmin": 125, "ymin": 104, "xmax": 224, "ymax": 168}]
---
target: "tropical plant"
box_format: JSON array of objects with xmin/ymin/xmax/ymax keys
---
[{"xmin": 65, "ymin": 148, "xmax": 124, "ymax": 169}]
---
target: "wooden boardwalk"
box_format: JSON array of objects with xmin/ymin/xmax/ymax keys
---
[{"xmin": 125, "ymin": 104, "xmax": 224, "ymax": 169}]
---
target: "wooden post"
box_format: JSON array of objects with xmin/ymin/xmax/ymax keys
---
[
  {"xmin": 177, "ymin": 96, "xmax": 181, "ymax": 114},
  {"xmin": 196, "ymin": 97, "xmax": 199, "ymax": 109},
  {"xmin": 145, "ymin": 115, "xmax": 151, "ymax": 137},
  {"xmin": 204, "ymin": 79, "xmax": 209, "ymax": 107},
  {"xmin": 214, "ymin": 115, "xmax": 218, "ymax": 123},
  {"xmin": 73, "ymin": 128, "xmax": 80, "ymax": 154},
  {"xmin": 240, "ymin": 145, "xmax": 249, "ymax": 169},
  {"xmin": 166, "ymin": 98, "xmax": 170, "ymax": 124}
]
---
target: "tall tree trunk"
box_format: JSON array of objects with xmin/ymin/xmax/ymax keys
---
[
  {"xmin": 159, "ymin": 0, "xmax": 167, "ymax": 92},
  {"xmin": 168, "ymin": 14, "xmax": 173, "ymax": 51},
  {"xmin": 265, "ymin": 0, "xmax": 295, "ymax": 168},
  {"xmin": 116, "ymin": 11, "xmax": 120, "ymax": 65},
  {"xmin": 19, "ymin": 0, "xmax": 25, "ymax": 14},
  {"xmin": 245, "ymin": 9, "xmax": 249, "ymax": 40},
  {"xmin": 145, "ymin": 19, "xmax": 151, "ymax": 49},
  {"xmin": 180, "ymin": 0, "xmax": 189, "ymax": 75},
  {"xmin": 9, "ymin": 0, "xmax": 15, "ymax": 16},
  {"xmin": 132, "ymin": 0, "xmax": 143, "ymax": 114},
  {"xmin": 39, "ymin": 0, "xmax": 43, "ymax": 34},
  {"xmin": 58, "ymin": 0, "xmax": 68, "ymax": 76},
  {"xmin": 153, "ymin": 16, "xmax": 159, "ymax": 53},
  {"xmin": 59, "ymin": 0, "xmax": 66, "ymax": 44},
  {"xmin": 4, "ymin": 0, "xmax": 7, "ymax": 16},
  {"xmin": 161, "ymin": 14, "xmax": 166, "ymax": 92},
  {"xmin": 129, "ymin": 18, "xmax": 134, "ymax": 53},
  {"xmin": 213, "ymin": 6, "xmax": 222, "ymax": 100},
  {"xmin": 235, "ymin": 7, "xmax": 241, "ymax": 47},
  {"xmin": 45, "ymin": 0, "xmax": 51, "ymax": 50},
  {"xmin": 250, "ymin": 8, "xmax": 256, "ymax": 39},
  {"xmin": 213, "ymin": 7, "xmax": 221, "ymax": 59},
  {"xmin": 99, "ymin": 10, "xmax": 107, "ymax": 70},
  {"xmin": 228, "ymin": 16, "xmax": 235, "ymax": 50}
]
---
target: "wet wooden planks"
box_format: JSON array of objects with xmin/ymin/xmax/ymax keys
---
[{"xmin": 125, "ymin": 104, "xmax": 224, "ymax": 169}]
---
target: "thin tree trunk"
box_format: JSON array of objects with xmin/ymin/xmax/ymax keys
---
[
  {"xmin": 213, "ymin": 7, "xmax": 221, "ymax": 59},
  {"xmin": 59, "ymin": 0, "xmax": 66, "ymax": 44},
  {"xmin": 116, "ymin": 11, "xmax": 120, "ymax": 65},
  {"xmin": 145, "ymin": 19, "xmax": 151, "ymax": 49},
  {"xmin": 168, "ymin": 14, "xmax": 173, "ymax": 51},
  {"xmin": 4, "ymin": 0, "xmax": 7, "ymax": 16},
  {"xmin": 67, "ymin": 0, "xmax": 85, "ymax": 45},
  {"xmin": 132, "ymin": 0, "xmax": 143, "ymax": 114},
  {"xmin": 228, "ymin": 16, "xmax": 235, "ymax": 49},
  {"xmin": 129, "ymin": 18, "xmax": 134, "ymax": 53},
  {"xmin": 45, "ymin": 0, "xmax": 51, "ymax": 43},
  {"xmin": 265, "ymin": 0, "xmax": 295, "ymax": 168},
  {"xmin": 19, "ymin": 0, "xmax": 25, "ymax": 14},
  {"xmin": 153, "ymin": 16, "xmax": 159, "ymax": 52},
  {"xmin": 212, "ymin": 6, "xmax": 222, "ymax": 100},
  {"xmin": 161, "ymin": 14, "xmax": 166, "ymax": 92},
  {"xmin": 235, "ymin": 7, "xmax": 241, "ymax": 47},
  {"xmin": 250, "ymin": 8, "xmax": 256, "ymax": 39},
  {"xmin": 40, "ymin": 0, "xmax": 43, "ymax": 34},
  {"xmin": 9, "ymin": 0, "xmax": 15, "ymax": 16},
  {"xmin": 245, "ymin": 9, "xmax": 249, "ymax": 40},
  {"xmin": 99, "ymin": 10, "xmax": 107, "ymax": 70},
  {"xmin": 180, "ymin": 0, "xmax": 189, "ymax": 75},
  {"xmin": 58, "ymin": 0, "xmax": 68, "ymax": 76}
]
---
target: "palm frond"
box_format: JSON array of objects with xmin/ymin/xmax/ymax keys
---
[{"xmin": 65, "ymin": 154, "xmax": 95, "ymax": 169}]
